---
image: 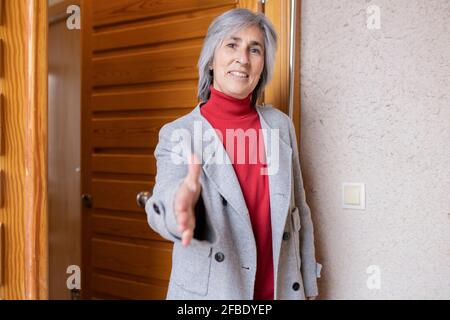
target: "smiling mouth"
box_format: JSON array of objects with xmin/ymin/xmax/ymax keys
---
[{"xmin": 227, "ymin": 71, "xmax": 249, "ymax": 79}]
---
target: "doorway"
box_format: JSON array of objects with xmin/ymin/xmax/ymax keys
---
[{"xmin": 47, "ymin": 0, "xmax": 300, "ymax": 299}]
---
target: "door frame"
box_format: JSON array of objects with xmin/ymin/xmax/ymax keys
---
[
  {"xmin": 77, "ymin": 0, "xmax": 302, "ymax": 299},
  {"xmin": 260, "ymin": 0, "xmax": 302, "ymax": 144},
  {"xmin": 24, "ymin": 0, "xmax": 48, "ymax": 300}
]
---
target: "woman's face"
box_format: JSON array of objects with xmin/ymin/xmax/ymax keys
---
[{"xmin": 211, "ymin": 25, "xmax": 265, "ymax": 99}]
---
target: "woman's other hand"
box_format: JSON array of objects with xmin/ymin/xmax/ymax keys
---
[{"xmin": 174, "ymin": 153, "xmax": 202, "ymax": 247}]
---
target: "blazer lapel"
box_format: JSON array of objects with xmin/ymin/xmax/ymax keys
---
[
  {"xmin": 256, "ymin": 106, "xmax": 293, "ymax": 295},
  {"xmin": 192, "ymin": 105, "xmax": 253, "ymax": 231}
]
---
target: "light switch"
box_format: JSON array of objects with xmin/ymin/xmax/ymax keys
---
[
  {"xmin": 345, "ymin": 185, "xmax": 360, "ymax": 205},
  {"xmin": 342, "ymin": 183, "xmax": 365, "ymax": 210}
]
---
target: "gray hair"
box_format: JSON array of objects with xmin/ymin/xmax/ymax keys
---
[{"xmin": 197, "ymin": 8, "xmax": 278, "ymax": 106}]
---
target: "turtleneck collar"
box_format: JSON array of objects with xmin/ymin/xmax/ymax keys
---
[{"xmin": 200, "ymin": 84, "xmax": 255, "ymax": 120}]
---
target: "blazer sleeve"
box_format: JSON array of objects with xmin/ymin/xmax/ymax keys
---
[
  {"xmin": 145, "ymin": 123, "xmax": 213, "ymax": 244},
  {"xmin": 287, "ymin": 118, "xmax": 322, "ymax": 297}
]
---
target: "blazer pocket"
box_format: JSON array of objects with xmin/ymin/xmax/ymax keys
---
[
  {"xmin": 290, "ymin": 207, "xmax": 302, "ymax": 270},
  {"xmin": 172, "ymin": 240, "xmax": 212, "ymax": 296}
]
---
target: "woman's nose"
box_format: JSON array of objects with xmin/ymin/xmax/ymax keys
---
[{"xmin": 235, "ymin": 48, "xmax": 250, "ymax": 65}]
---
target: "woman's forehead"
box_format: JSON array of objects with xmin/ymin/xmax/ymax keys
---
[{"xmin": 223, "ymin": 27, "xmax": 264, "ymax": 46}]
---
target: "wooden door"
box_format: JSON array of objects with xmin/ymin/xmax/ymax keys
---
[{"xmin": 80, "ymin": 0, "xmax": 297, "ymax": 299}]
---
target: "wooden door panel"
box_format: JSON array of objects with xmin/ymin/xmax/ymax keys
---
[
  {"xmin": 91, "ymin": 117, "xmax": 172, "ymax": 149},
  {"xmin": 91, "ymin": 154, "xmax": 156, "ymax": 175},
  {"xmin": 92, "ymin": 274, "xmax": 167, "ymax": 299},
  {"xmin": 92, "ymin": 44, "xmax": 201, "ymax": 87},
  {"xmin": 92, "ymin": 0, "xmax": 237, "ymax": 27},
  {"xmin": 92, "ymin": 238, "xmax": 172, "ymax": 279},
  {"xmin": 92, "ymin": 212, "xmax": 161, "ymax": 241},
  {"xmin": 93, "ymin": 6, "xmax": 233, "ymax": 52},
  {"xmin": 91, "ymin": 82, "xmax": 198, "ymax": 112},
  {"xmin": 91, "ymin": 180, "xmax": 153, "ymax": 212}
]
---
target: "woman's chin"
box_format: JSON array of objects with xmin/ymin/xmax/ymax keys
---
[{"xmin": 223, "ymin": 85, "xmax": 251, "ymax": 99}]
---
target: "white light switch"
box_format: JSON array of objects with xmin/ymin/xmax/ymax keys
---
[{"xmin": 342, "ymin": 183, "xmax": 365, "ymax": 210}]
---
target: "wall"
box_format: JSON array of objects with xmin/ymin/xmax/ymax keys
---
[{"xmin": 300, "ymin": 0, "xmax": 450, "ymax": 299}]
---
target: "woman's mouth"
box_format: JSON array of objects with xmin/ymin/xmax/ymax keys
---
[{"xmin": 227, "ymin": 71, "xmax": 249, "ymax": 80}]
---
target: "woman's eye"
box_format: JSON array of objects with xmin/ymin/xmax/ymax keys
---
[{"xmin": 226, "ymin": 43, "xmax": 261, "ymax": 54}]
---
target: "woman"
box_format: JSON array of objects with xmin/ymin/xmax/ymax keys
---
[{"xmin": 146, "ymin": 8, "xmax": 321, "ymax": 300}]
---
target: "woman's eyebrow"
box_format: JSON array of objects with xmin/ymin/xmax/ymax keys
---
[{"xmin": 229, "ymin": 36, "xmax": 263, "ymax": 48}]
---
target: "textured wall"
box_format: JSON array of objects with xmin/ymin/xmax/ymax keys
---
[{"xmin": 300, "ymin": 0, "xmax": 450, "ymax": 299}]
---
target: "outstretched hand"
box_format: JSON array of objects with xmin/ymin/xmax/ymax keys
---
[{"xmin": 174, "ymin": 153, "xmax": 202, "ymax": 247}]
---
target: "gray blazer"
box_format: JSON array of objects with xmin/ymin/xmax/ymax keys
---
[{"xmin": 146, "ymin": 103, "xmax": 321, "ymax": 300}]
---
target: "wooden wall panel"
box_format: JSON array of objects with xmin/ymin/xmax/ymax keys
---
[
  {"xmin": 0, "ymin": 0, "xmax": 27, "ymax": 300},
  {"xmin": 0, "ymin": 0, "xmax": 48, "ymax": 300}
]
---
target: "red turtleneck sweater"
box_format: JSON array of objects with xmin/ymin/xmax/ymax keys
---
[{"xmin": 200, "ymin": 85, "xmax": 274, "ymax": 300}]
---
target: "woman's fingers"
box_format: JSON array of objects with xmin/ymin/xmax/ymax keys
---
[
  {"xmin": 174, "ymin": 153, "xmax": 201, "ymax": 247},
  {"xmin": 181, "ymin": 207, "xmax": 196, "ymax": 247},
  {"xmin": 175, "ymin": 194, "xmax": 194, "ymax": 235},
  {"xmin": 181, "ymin": 228, "xmax": 194, "ymax": 247},
  {"xmin": 175, "ymin": 181, "xmax": 196, "ymax": 229},
  {"xmin": 185, "ymin": 153, "xmax": 201, "ymax": 192},
  {"xmin": 177, "ymin": 206, "xmax": 195, "ymax": 246},
  {"xmin": 176, "ymin": 209, "xmax": 189, "ymax": 231}
]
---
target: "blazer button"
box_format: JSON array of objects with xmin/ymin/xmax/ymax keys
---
[
  {"xmin": 292, "ymin": 282, "xmax": 300, "ymax": 291},
  {"xmin": 153, "ymin": 203, "xmax": 161, "ymax": 215},
  {"xmin": 215, "ymin": 252, "xmax": 225, "ymax": 262},
  {"xmin": 221, "ymin": 196, "xmax": 227, "ymax": 206},
  {"xmin": 282, "ymin": 231, "xmax": 291, "ymax": 241}
]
